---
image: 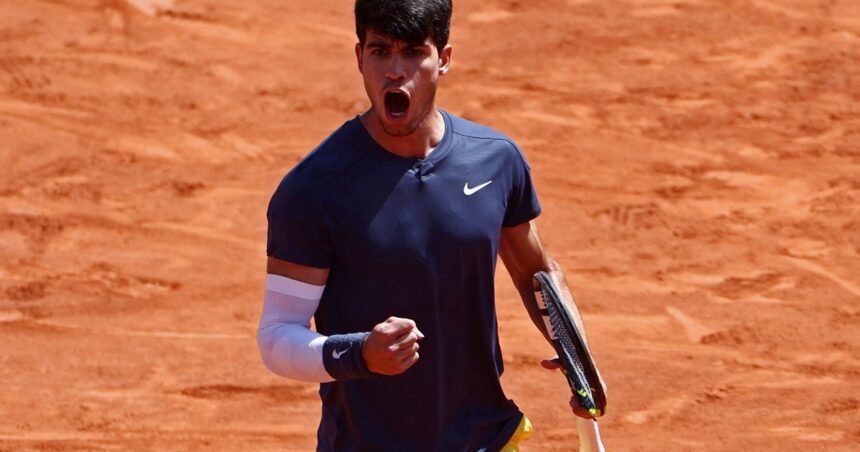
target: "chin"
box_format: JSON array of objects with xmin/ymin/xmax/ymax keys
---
[
  {"xmin": 380, "ymin": 121, "xmax": 418, "ymax": 137},
  {"xmin": 374, "ymin": 109, "xmax": 417, "ymax": 137}
]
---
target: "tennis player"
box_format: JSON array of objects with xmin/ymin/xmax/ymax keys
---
[{"xmin": 257, "ymin": 1, "xmax": 601, "ymax": 449}]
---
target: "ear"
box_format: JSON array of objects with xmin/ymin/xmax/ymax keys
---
[
  {"xmin": 438, "ymin": 44, "xmax": 453, "ymax": 75},
  {"xmin": 355, "ymin": 42, "xmax": 364, "ymax": 73}
]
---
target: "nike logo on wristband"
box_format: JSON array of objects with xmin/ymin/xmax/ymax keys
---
[
  {"xmin": 464, "ymin": 180, "xmax": 492, "ymax": 195},
  {"xmin": 332, "ymin": 346, "xmax": 351, "ymax": 359}
]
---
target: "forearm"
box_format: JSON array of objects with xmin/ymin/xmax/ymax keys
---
[
  {"xmin": 513, "ymin": 260, "xmax": 591, "ymax": 347},
  {"xmin": 512, "ymin": 270, "xmax": 552, "ymax": 344},
  {"xmin": 257, "ymin": 324, "xmax": 372, "ymax": 383},
  {"xmin": 544, "ymin": 264, "xmax": 591, "ymax": 346},
  {"xmin": 500, "ymin": 221, "xmax": 594, "ymax": 348},
  {"xmin": 257, "ymin": 274, "xmax": 372, "ymax": 382},
  {"xmin": 501, "ymin": 221, "xmax": 606, "ymax": 423},
  {"xmin": 257, "ymin": 322, "xmax": 332, "ymax": 382}
]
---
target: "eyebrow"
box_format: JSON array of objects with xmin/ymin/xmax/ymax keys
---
[
  {"xmin": 365, "ymin": 40, "xmax": 391, "ymax": 48},
  {"xmin": 365, "ymin": 39, "xmax": 430, "ymax": 50}
]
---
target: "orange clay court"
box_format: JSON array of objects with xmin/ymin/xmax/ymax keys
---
[{"xmin": 0, "ymin": 0, "xmax": 858, "ymax": 450}]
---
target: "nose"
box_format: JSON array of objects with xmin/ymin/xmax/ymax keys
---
[{"xmin": 385, "ymin": 54, "xmax": 406, "ymax": 80}]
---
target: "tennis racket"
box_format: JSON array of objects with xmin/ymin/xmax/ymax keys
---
[{"xmin": 533, "ymin": 271, "xmax": 607, "ymax": 417}]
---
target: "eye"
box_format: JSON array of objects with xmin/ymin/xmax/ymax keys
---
[
  {"xmin": 407, "ymin": 48, "xmax": 424, "ymax": 57},
  {"xmin": 370, "ymin": 48, "xmax": 387, "ymax": 56}
]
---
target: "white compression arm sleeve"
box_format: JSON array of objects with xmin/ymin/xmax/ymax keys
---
[{"xmin": 256, "ymin": 274, "xmax": 335, "ymax": 383}]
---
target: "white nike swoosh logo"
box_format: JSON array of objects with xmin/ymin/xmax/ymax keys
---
[
  {"xmin": 464, "ymin": 180, "xmax": 492, "ymax": 195},
  {"xmin": 332, "ymin": 346, "xmax": 351, "ymax": 359}
]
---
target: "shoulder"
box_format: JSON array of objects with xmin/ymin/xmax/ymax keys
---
[
  {"xmin": 445, "ymin": 111, "xmax": 530, "ymax": 166},
  {"xmin": 446, "ymin": 111, "xmax": 513, "ymax": 143},
  {"xmin": 289, "ymin": 118, "xmax": 365, "ymax": 180},
  {"xmin": 268, "ymin": 118, "xmax": 363, "ymax": 215}
]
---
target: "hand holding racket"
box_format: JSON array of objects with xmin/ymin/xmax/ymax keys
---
[{"xmin": 533, "ymin": 271, "xmax": 607, "ymax": 451}]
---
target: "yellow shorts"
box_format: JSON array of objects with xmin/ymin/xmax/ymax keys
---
[{"xmin": 500, "ymin": 416, "xmax": 533, "ymax": 452}]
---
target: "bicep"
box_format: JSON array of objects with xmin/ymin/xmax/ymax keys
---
[{"xmin": 267, "ymin": 256, "xmax": 329, "ymax": 286}]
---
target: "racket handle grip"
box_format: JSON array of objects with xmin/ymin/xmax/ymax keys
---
[{"xmin": 577, "ymin": 417, "xmax": 606, "ymax": 452}]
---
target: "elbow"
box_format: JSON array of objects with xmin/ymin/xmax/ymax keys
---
[
  {"xmin": 256, "ymin": 324, "xmax": 280, "ymax": 375},
  {"xmin": 257, "ymin": 324, "xmax": 300, "ymax": 379},
  {"xmin": 256, "ymin": 323, "xmax": 331, "ymax": 383}
]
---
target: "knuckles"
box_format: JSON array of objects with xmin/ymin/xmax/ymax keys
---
[{"xmin": 367, "ymin": 317, "xmax": 422, "ymax": 375}]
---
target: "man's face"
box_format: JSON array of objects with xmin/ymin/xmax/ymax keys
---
[{"xmin": 356, "ymin": 30, "xmax": 452, "ymax": 137}]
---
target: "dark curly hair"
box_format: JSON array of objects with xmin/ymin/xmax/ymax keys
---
[{"xmin": 355, "ymin": 0, "xmax": 453, "ymax": 52}]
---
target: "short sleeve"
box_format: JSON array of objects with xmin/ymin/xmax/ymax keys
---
[
  {"xmin": 502, "ymin": 142, "xmax": 542, "ymax": 227},
  {"xmin": 266, "ymin": 174, "xmax": 333, "ymax": 269}
]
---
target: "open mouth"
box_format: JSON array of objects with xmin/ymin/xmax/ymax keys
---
[{"xmin": 384, "ymin": 91, "xmax": 410, "ymax": 119}]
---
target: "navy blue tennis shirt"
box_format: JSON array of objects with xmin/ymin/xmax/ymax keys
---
[{"xmin": 267, "ymin": 110, "xmax": 542, "ymax": 451}]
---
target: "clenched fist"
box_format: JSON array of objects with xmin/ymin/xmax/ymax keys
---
[{"xmin": 363, "ymin": 316, "xmax": 424, "ymax": 375}]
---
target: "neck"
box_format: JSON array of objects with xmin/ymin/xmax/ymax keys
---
[{"xmin": 360, "ymin": 107, "xmax": 445, "ymax": 159}]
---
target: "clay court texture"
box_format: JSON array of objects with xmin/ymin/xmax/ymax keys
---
[{"xmin": 1, "ymin": 0, "xmax": 858, "ymax": 450}]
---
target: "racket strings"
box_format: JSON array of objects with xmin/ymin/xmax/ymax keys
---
[{"xmin": 542, "ymin": 288, "xmax": 595, "ymax": 404}]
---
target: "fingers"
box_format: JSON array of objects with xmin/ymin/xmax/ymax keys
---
[
  {"xmin": 541, "ymin": 357, "xmax": 599, "ymax": 420},
  {"xmin": 541, "ymin": 357, "xmax": 562, "ymax": 370},
  {"xmin": 390, "ymin": 330, "xmax": 419, "ymax": 351},
  {"xmin": 382, "ymin": 316, "xmax": 425, "ymax": 339},
  {"xmin": 399, "ymin": 351, "xmax": 419, "ymax": 369},
  {"xmin": 570, "ymin": 396, "xmax": 597, "ymax": 420},
  {"xmin": 364, "ymin": 317, "xmax": 424, "ymax": 376},
  {"xmin": 395, "ymin": 342, "xmax": 420, "ymax": 362}
]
